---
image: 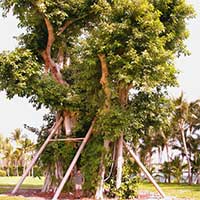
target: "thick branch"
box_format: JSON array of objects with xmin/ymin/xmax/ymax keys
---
[
  {"xmin": 41, "ymin": 18, "xmax": 66, "ymax": 84},
  {"xmin": 57, "ymin": 20, "xmax": 73, "ymax": 36},
  {"xmin": 98, "ymin": 54, "xmax": 111, "ymax": 111},
  {"xmin": 57, "ymin": 13, "xmax": 90, "ymax": 36},
  {"xmin": 44, "ymin": 17, "xmax": 55, "ymax": 55}
]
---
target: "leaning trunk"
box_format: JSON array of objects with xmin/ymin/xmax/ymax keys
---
[{"xmin": 180, "ymin": 120, "xmax": 192, "ymax": 184}]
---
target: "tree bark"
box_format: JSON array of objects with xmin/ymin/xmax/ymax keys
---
[
  {"xmin": 95, "ymin": 140, "xmax": 110, "ymax": 200},
  {"xmin": 63, "ymin": 111, "xmax": 72, "ymax": 136},
  {"xmin": 116, "ymin": 134, "xmax": 123, "ymax": 189},
  {"xmin": 115, "ymin": 85, "xmax": 129, "ymax": 192},
  {"xmin": 95, "ymin": 54, "xmax": 111, "ymax": 199},
  {"xmin": 42, "ymin": 167, "xmax": 52, "ymax": 192},
  {"xmin": 180, "ymin": 120, "xmax": 192, "ymax": 185},
  {"xmin": 42, "ymin": 160, "xmax": 64, "ymax": 192}
]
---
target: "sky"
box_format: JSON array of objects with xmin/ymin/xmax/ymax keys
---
[
  {"xmin": 170, "ymin": 0, "xmax": 200, "ymax": 101},
  {"xmin": 0, "ymin": 11, "xmax": 48, "ymax": 140},
  {"xmin": 0, "ymin": 0, "xmax": 200, "ymax": 140}
]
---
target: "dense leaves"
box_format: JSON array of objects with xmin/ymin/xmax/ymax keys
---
[{"xmin": 0, "ymin": 0, "xmax": 195, "ymax": 195}]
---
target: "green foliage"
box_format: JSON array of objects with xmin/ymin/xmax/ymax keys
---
[
  {"xmin": 96, "ymin": 106, "xmax": 127, "ymax": 141},
  {"xmin": 0, "ymin": 170, "xmax": 6, "ymax": 177},
  {"xmin": 30, "ymin": 75, "xmax": 77, "ymax": 110},
  {"xmin": 152, "ymin": 0, "xmax": 195, "ymax": 55},
  {"xmin": 159, "ymin": 161, "xmax": 172, "ymax": 183},
  {"xmin": 159, "ymin": 157, "xmax": 187, "ymax": 184},
  {"xmin": 105, "ymin": 160, "xmax": 139, "ymax": 199},
  {"xmin": 0, "ymin": 49, "xmax": 41, "ymax": 98},
  {"xmin": 0, "ymin": 0, "xmax": 195, "ymax": 194},
  {"xmin": 171, "ymin": 156, "xmax": 187, "ymax": 183},
  {"xmin": 80, "ymin": 135, "xmax": 103, "ymax": 191}
]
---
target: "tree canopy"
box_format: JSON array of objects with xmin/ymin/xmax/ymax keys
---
[{"xmin": 0, "ymin": 0, "xmax": 195, "ymax": 198}]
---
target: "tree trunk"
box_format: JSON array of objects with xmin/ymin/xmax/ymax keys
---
[
  {"xmin": 63, "ymin": 111, "xmax": 72, "ymax": 136},
  {"xmin": 42, "ymin": 160, "xmax": 64, "ymax": 193},
  {"xmin": 31, "ymin": 166, "xmax": 34, "ymax": 177},
  {"xmin": 95, "ymin": 140, "xmax": 110, "ymax": 200},
  {"xmin": 17, "ymin": 165, "xmax": 19, "ymax": 176},
  {"xmin": 42, "ymin": 167, "xmax": 52, "ymax": 192},
  {"xmin": 115, "ymin": 85, "xmax": 129, "ymax": 191},
  {"xmin": 6, "ymin": 161, "xmax": 10, "ymax": 176},
  {"xmin": 166, "ymin": 144, "xmax": 170, "ymax": 162},
  {"xmin": 116, "ymin": 134, "xmax": 123, "ymax": 190},
  {"xmin": 180, "ymin": 120, "xmax": 192, "ymax": 185},
  {"xmin": 16, "ymin": 160, "xmax": 19, "ymax": 176},
  {"xmin": 195, "ymin": 173, "xmax": 200, "ymax": 184},
  {"xmin": 95, "ymin": 54, "xmax": 111, "ymax": 199}
]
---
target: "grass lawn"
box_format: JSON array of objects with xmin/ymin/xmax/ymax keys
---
[
  {"xmin": 0, "ymin": 177, "xmax": 200, "ymax": 199},
  {"xmin": 139, "ymin": 182, "xmax": 200, "ymax": 200},
  {"xmin": 0, "ymin": 196, "xmax": 26, "ymax": 200},
  {"xmin": 0, "ymin": 176, "xmax": 44, "ymax": 200},
  {"xmin": 0, "ymin": 176, "xmax": 44, "ymax": 188}
]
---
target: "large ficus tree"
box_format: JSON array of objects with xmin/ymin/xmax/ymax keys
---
[{"xmin": 0, "ymin": 0, "xmax": 194, "ymax": 198}]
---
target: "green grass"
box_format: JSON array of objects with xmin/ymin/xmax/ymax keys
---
[
  {"xmin": 1, "ymin": 177, "xmax": 200, "ymax": 199},
  {"xmin": 0, "ymin": 176, "xmax": 44, "ymax": 187},
  {"xmin": 0, "ymin": 176, "xmax": 44, "ymax": 199},
  {"xmin": 139, "ymin": 182, "xmax": 200, "ymax": 200},
  {"xmin": 0, "ymin": 196, "xmax": 26, "ymax": 200}
]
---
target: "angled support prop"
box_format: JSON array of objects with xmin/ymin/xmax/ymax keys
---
[
  {"xmin": 123, "ymin": 140, "xmax": 166, "ymax": 199},
  {"xmin": 52, "ymin": 118, "xmax": 96, "ymax": 200},
  {"xmin": 11, "ymin": 117, "xmax": 63, "ymax": 194}
]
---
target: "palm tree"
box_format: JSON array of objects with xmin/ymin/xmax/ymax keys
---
[
  {"xmin": 0, "ymin": 134, "xmax": 4, "ymax": 169},
  {"xmin": 12, "ymin": 148, "xmax": 23, "ymax": 176},
  {"xmin": 10, "ymin": 128, "xmax": 24, "ymax": 147},
  {"xmin": 171, "ymin": 156, "xmax": 187, "ymax": 183},
  {"xmin": 188, "ymin": 134, "xmax": 200, "ymax": 183},
  {"xmin": 159, "ymin": 161, "xmax": 172, "ymax": 183},
  {"xmin": 139, "ymin": 133, "xmax": 156, "ymax": 168},
  {"xmin": 172, "ymin": 94, "xmax": 192, "ymax": 184},
  {"xmin": 2, "ymin": 138, "xmax": 13, "ymax": 176},
  {"xmin": 191, "ymin": 154, "xmax": 200, "ymax": 184},
  {"xmin": 20, "ymin": 138, "xmax": 35, "ymax": 174}
]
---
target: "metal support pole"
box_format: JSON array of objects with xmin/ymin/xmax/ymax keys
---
[
  {"xmin": 123, "ymin": 141, "xmax": 166, "ymax": 199},
  {"xmin": 52, "ymin": 118, "xmax": 96, "ymax": 200},
  {"xmin": 11, "ymin": 117, "xmax": 63, "ymax": 194}
]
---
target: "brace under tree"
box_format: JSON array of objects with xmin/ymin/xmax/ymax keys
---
[{"xmin": 0, "ymin": 0, "xmax": 194, "ymax": 198}]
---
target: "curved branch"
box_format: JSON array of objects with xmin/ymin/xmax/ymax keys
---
[
  {"xmin": 57, "ymin": 13, "xmax": 90, "ymax": 36},
  {"xmin": 41, "ymin": 17, "xmax": 66, "ymax": 84},
  {"xmin": 44, "ymin": 17, "xmax": 55, "ymax": 55}
]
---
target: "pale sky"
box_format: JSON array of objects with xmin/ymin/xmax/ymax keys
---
[
  {"xmin": 0, "ymin": 0, "xmax": 200, "ymax": 140},
  {"xmin": 170, "ymin": 0, "xmax": 200, "ymax": 101},
  {"xmin": 0, "ymin": 11, "xmax": 48, "ymax": 140}
]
